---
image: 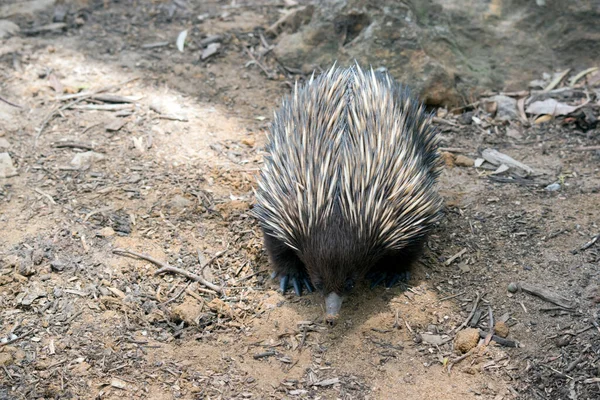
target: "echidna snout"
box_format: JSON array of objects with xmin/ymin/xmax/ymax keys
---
[{"xmin": 324, "ymin": 292, "xmax": 343, "ymax": 325}]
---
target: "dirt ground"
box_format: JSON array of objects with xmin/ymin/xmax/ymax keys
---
[{"xmin": 1, "ymin": 1, "xmax": 599, "ymax": 399}]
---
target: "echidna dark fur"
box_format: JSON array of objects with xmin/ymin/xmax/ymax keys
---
[{"xmin": 252, "ymin": 63, "xmax": 443, "ymax": 324}]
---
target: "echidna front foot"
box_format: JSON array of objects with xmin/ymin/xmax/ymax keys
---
[
  {"xmin": 264, "ymin": 234, "xmax": 313, "ymax": 296},
  {"xmin": 272, "ymin": 271, "xmax": 314, "ymax": 296}
]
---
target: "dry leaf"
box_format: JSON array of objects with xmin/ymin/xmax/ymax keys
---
[
  {"xmin": 526, "ymin": 98, "xmax": 579, "ymax": 116},
  {"xmin": 176, "ymin": 29, "xmax": 187, "ymax": 52},
  {"xmin": 534, "ymin": 114, "xmax": 553, "ymax": 124}
]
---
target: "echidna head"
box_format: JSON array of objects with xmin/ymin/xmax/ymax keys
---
[{"xmin": 301, "ymin": 234, "xmax": 373, "ymax": 325}]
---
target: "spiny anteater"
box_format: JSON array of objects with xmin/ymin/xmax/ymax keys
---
[{"xmin": 253, "ymin": 64, "xmax": 443, "ymax": 324}]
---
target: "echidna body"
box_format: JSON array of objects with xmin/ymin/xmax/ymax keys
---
[{"xmin": 253, "ymin": 64, "xmax": 443, "ymax": 323}]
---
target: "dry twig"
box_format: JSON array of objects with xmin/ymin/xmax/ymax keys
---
[
  {"xmin": 0, "ymin": 329, "xmax": 34, "ymax": 347},
  {"xmin": 112, "ymin": 248, "xmax": 224, "ymax": 294},
  {"xmin": 35, "ymin": 77, "xmax": 139, "ymax": 145},
  {"xmin": 453, "ymin": 293, "xmax": 481, "ymax": 334}
]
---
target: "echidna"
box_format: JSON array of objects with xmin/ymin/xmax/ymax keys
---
[{"xmin": 253, "ymin": 64, "xmax": 443, "ymax": 324}]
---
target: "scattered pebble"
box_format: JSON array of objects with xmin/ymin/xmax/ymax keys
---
[
  {"xmin": 494, "ymin": 321, "xmax": 510, "ymax": 338},
  {"xmin": 454, "ymin": 328, "xmax": 480, "ymax": 353},
  {"xmin": 421, "ymin": 333, "xmax": 446, "ymax": 346},
  {"xmin": 172, "ymin": 299, "xmax": 203, "ymax": 325},
  {"xmin": 454, "ymin": 155, "xmax": 474, "ymax": 167},
  {"xmin": 485, "ymin": 95, "xmax": 518, "ymax": 121},
  {"xmin": 545, "ymin": 182, "xmax": 561, "ymax": 191},
  {"xmin": 0, "ymin": 352, "xmax": 14, "ymax": 366},
  {"xmin": 0, "ymin": 152, "xmax": 17, "ymax": 178},
  {"xmin": 507, "ymin": 282, "xmax": 519, "ymax": 293},
  {"xmin": 97, "ymin": 227, "xmax": 116, "ymax": 237},
  {"xmin": 440, "ymin": 151, "xmax": 455, "ymax": 168},
  {"xmin": 70, "ymin": 151, "xmax": 105, "ymax": 169},
  {"xmin": 0, "ymin": 19, "xmax": 20, "ymax": 39}
]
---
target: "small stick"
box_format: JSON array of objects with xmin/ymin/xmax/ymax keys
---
[
  {"xmin": 510, "ymin": 282, "xmax": 574, "ymax": 309},
  {"xmin": 112, "ymin": 248, "xmax": 224, "ymax": 294},
  {"xmin": 0, "ymin": 329, "xmax": 34, "ymax": 347},
  {"xmin": 565, "ymin": 345, "xmax": 590, "ymax": 372},
  {"xmin": 0, "ymin": 95, "xmax": 23, "ymax": 108},
  {"xmin": 34, "ymin": 188, "xmax": 56, "ymax": 205},
  {"xmin": 453, "ymin": 293, "xmax": 481, "ymax": 334},
  {"xmin": 484, "ymin": 305, "xmax": 494, "ymax": 346},
  {"xmin": 447, "ymin": 347, "xmax": 477, "ymax": 373},
  {"xmin": 35, "ymin": 77, "xmax": 139, "ymax": 144},
  {"xmin": 53, "ymin": 141, "xmax": 94, "ymax": 150},
  {"xmin": 572, "ymin": 233, "xmax": 599, "ymax": 254},
  {"xmin": 243, "ymin": 47, "xmax": 275, "ymax": 79},
  {"xmin": 478, "ymin": 330, "xmax": 519, "ymax": 347},
  {"xmin": 404, "ymin": 319, "xmax": 414, "ymax": 334},
  {"xmin": 253, "ymin": 350, "xmax": 276, "ymax": 359},
  {"xmin": 432, "ymin": 117, "xmax": 459, "ymax": 127},
  {"xmin": 163, "ymin": 282, "xmax": 190, "ymax": 305},
  {"xmin": 439, "ymin": 147, "xmax": 469, "ymax": 153},
  {"xmin": 573, "ymin": 146, "xmax": 600, "ymax": 151},
  {"xmin": 445, "ymin": 248, "xmax": 467, "ymax": 266},
  {"xmin": 439, "ymin": 291, "xmax": 466, "ymax": 302},
  {"xmin": 540, "ymin": 364, "xmax": 574, "ymax": 380}
]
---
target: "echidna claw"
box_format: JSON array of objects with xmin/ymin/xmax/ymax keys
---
[
  {"xmin": 280, "ymin": 275, "xmax": 290, "ymax": 293},
  {"xmin": 303, "ymin": 278, "xmax": 314, "ymax": 293},
  {"xmin": 292, "ymin": 277, "xmax": 302, "ymax": 296},
  {"xmin": 369, "ymin": 271, "xmax": 410, "ymax": 289},
  {"xmin": 277, "ymin": 273, "xmax": 314, "ymax": 296}
]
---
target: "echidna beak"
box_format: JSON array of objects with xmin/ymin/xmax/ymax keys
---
[{"xmin": 324, "ymin": 292, "xmax": 343, "ymax": 326}]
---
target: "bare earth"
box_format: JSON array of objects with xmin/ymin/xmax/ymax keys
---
[{"xmin": 1, "ymin": 1, "xmax": 599, "ymax": 399}]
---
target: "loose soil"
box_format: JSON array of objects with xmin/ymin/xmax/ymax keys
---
[{"xmin": 0, "ymin": 1, "xmax": 599, "ymax": 399}]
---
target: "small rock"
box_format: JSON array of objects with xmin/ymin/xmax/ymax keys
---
[
  {"xmin": 32, "ymin": 249, "xmax": 44, "ymax": 265},
  {"xmin": 485, "ymin": 95, "xmax": 518, "ymax": 121},
  {"xmin": 420, "ymin": 333, "xmax": 445, "ymax": 346},
  {"xmin": 494, "ymin": 321, "xmax": 509, "ymax": 338},
  {"xmin": 50, "ymin": 260, "xmax": 65, "ymax": 272},
  {"xmin": 73, "ymin": 361, "xmax": 91, "ymax": 375},
  {"xmin": 169, "ymin": 195, "xmax": 192, "ymax": 210},
  {"xmin": 105, "ymin": 118, "xmax": 127, "ymax": 132},
  {"xmin": 20, "ymin": 284, "xmax": 47, "ymax": 306},
  {"xmin": 506, "ymin": 128, "xmax": 523, "ymax": 140},
  {"xmin": 0, "ymin": 138, "xmax": 10, "ymax": 149},
  {"xmin": 555, "ymin": 334, "xmax": 571, "ymax": 347},
  {"xmin": 0, "ymin": 20, "xmax": 20, "ymax": 39},
  {"xmin": 507, "ymin": 282, "xmax": 519, "ymax": 293},
  {"xmin": 0, "ymin": 152, "xmax": 17, "ymax": 178},
  {"xmin": 458, "ymin": 111, "xmax": 473, "ymax": 125},
  {"xmin": 241, "ymin": 138, "xmax": 255, "ymax": 147},
  {"xmin": 110, "ymin": 377, "xmax": 127, "ymax": 390},
  {"xmin": 0, "ymin": 352, "xmax": 14, "ymax": 366},
  {"xmin": 545, "ymin": 182, "xmax": 561, "ymax": 191},
  {"xmin": 454, "ymin": 155, "xmax": 475, "ymax": 167},
  {"xmin": 97, "ymin": 227, "xmax": 116, "ymax": 237},
  {"xmin": 440, "ymin": 151, "xmax": 455, "ymax": 168},
  {"xmin": 171, "ymin": 299, "xmax": 203, "ymax": 325},
  {"xmin": 459, "ymin": 263, "xmax": 471, "ymax": 273},
  {"xmin": 70, "ymin": 151, "xmax": 105, "ymax": 169},
  {"xmin": 207, "ymin": 297, "xmax": 234, "ymax": 318},
  {"xmin": 454, "ymin": 328, "xmax": 480, "ymax": 353}
]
